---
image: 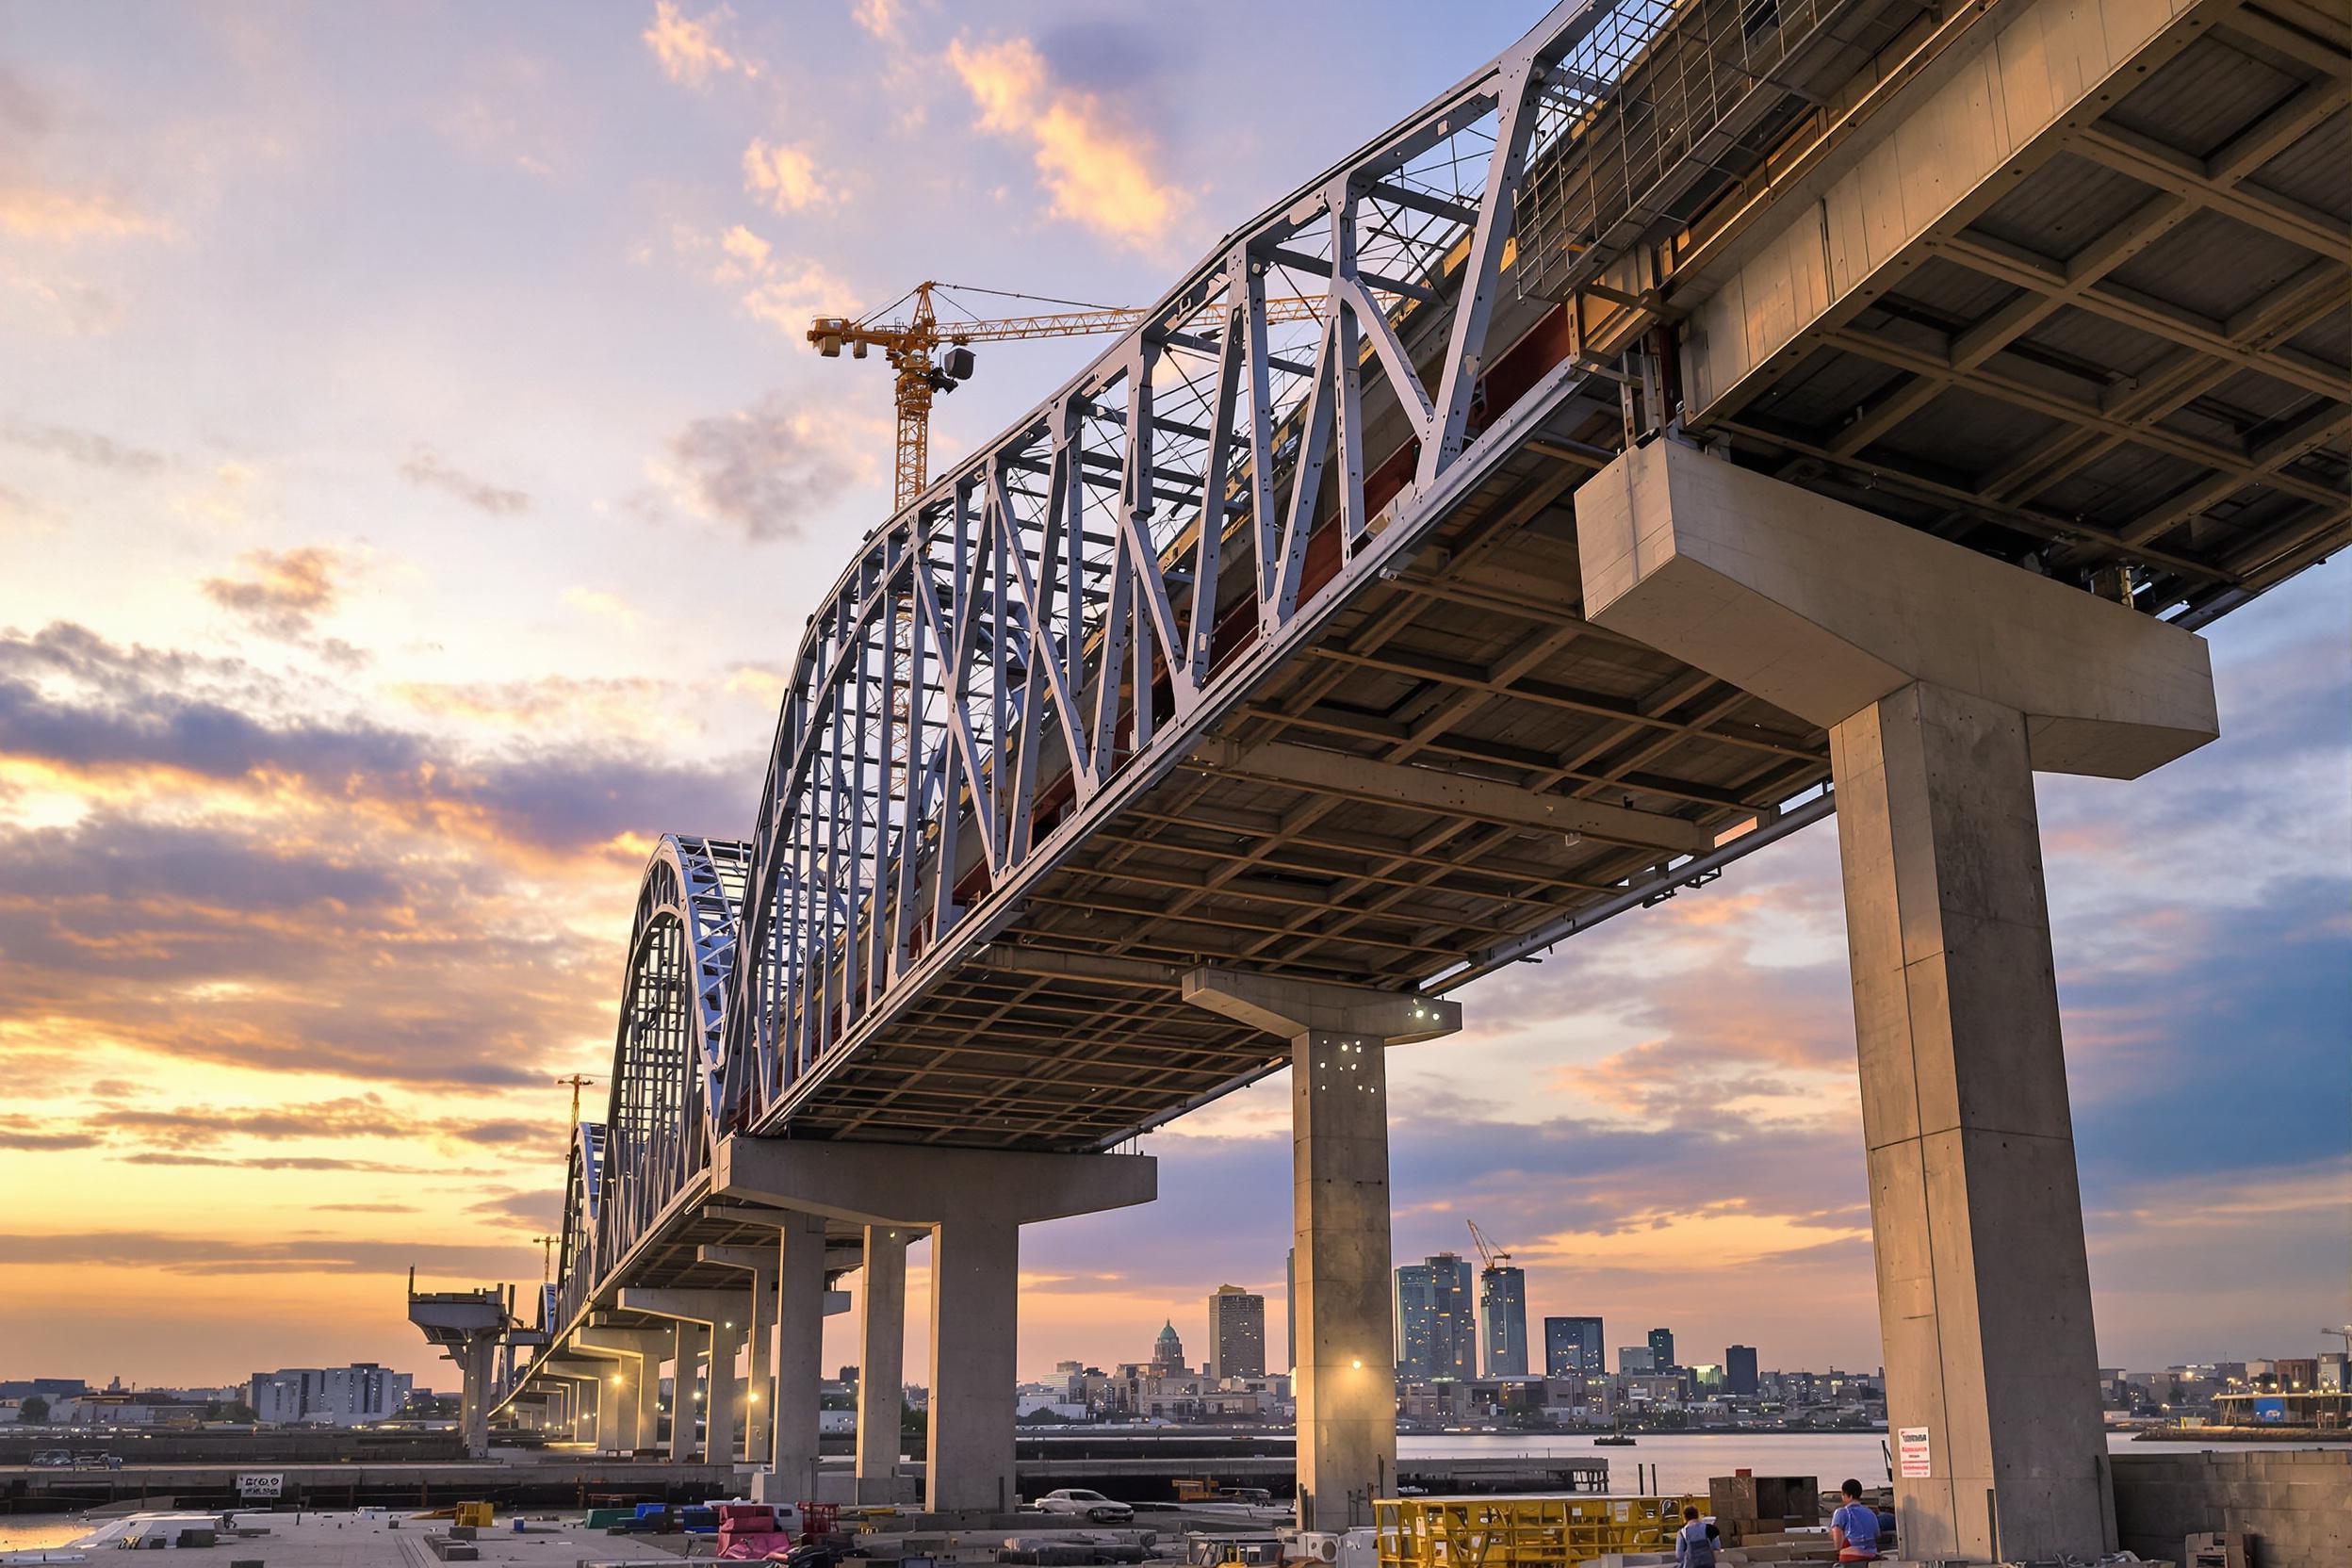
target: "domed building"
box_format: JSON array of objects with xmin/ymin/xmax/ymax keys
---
[{"xmin": 1151, "ymin": 1318, "xmax": 1187, "ymax": 1377}]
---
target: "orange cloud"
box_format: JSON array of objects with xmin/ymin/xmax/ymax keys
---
[
  {"xmin": 0, "ymin": 186, "xmax": 170, "ymax": 242},
  {"xmin": 641, "ymin": 1, "xmax": 759, "ymax": 88},
  {"xmin": 666, "ymin": 223, "xmax": 854, "ymax": 339},
  {"xmin": 743, "ymin": 139, "xmax": 839, "ymax": 212},
  {"xmin": 947, "ymin": 36, "xmax": 1189, "ymax": 254},
  {"xmin": 852, "ymin": 0, "xmax": 905, "ymax": 42},
  {"xmin": 201, "ymin": 547, "xmax": 344, "ymax": 640}
]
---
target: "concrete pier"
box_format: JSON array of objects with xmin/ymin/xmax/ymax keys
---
[
  {"xmin": 621, "ymin": 1287, "xmax": 754, "ymax": 1468},
  {"xmin": 406, "ymin": 1285, "xmax": 513, "ymax": 1461},
  {"xmin": 699, "ymin": 1242, "xmax": 782, "ymax": 1462},
  {"xmin": 713, "ymin": 1134, "xmax": 1156, "ymax": 1511},
  {"xmin": 575, "ymin": 1325, "xmax": 672, "ymax": 1451},
  {"xmin": 1577, "ymin": 436, "xmax": 2219, "ymax": 1561},
  {"xmin": 856, "ymin": 1225, "xmax": 909, "ymax": 1503},
  {"xmin": 1184, "ymin": 969, "xmax": 1461, "ymax": 1530},
  {"xmin": 766, "ymin": 1211, "xmax": 830, "ymax": 1502}
]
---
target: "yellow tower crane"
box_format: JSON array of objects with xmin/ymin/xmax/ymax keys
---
[
  {"xmin": 1466, "ymin": 1218, "xmax": 1511, "ymax": 1272},
  {"xmin": 808, "ymin": 281, "xmax": 1325, "ymax": 511}
]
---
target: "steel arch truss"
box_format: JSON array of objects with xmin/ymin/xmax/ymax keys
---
[
  {"xmin": 551, "ymin": 833, "xmax": 751, "ymax": 1328},
  {"xmin": 726, "ymin": 0, "xmax": 1676, "ymax": 1131}
]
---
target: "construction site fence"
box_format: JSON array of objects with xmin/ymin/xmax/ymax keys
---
[{"xmin": 1374, "ymin": 1494, "xmax": 1707, "ymax": 1568}]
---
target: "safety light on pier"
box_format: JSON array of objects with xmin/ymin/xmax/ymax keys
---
[
  {"xmin": 611, "ymin": 1375, "xmax": 625, "ymax": 1385},
  {"xmin": 747, "ymin": 1392, "xmax": 760, "ymax": 1403},
  {"xmin": 1351, "ymin": 1358, "xmax": 1364, "ymax": 1370}
]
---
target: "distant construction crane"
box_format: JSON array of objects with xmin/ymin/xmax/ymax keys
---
[
  {"xmin": 2325, "ymin": 1325, "xmax": 2352, "ymax": 1353},
  {"xmin": 529, "ymin": 1233, "xmax": 558, "ymax": 1284},
  {"xmin": 1466, "ymin": 1219, "xmax": 1512, "ymax": 1273},
  {"xmin": 554, "ymin": 1074, "xmax": 598, "ymax": 1134},
  {"xmin": 808, "ymin": 281, "xmax": 1327, "ymax": 511}
]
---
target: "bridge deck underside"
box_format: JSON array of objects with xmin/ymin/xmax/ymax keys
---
[
  {"xmin": 788, "ymin": 433, "xmax": 1838, "ymax": 1151},
  {"xmin": 774, "ymin": 0, "xmax": 2350, "ymax": 1154},
  {"xmin": 1694, "ymin": 2, "xmax": 2349, "ymax": 625}
]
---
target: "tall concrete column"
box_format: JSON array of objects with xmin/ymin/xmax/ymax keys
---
[
  {"xmin": 595, "ymin": 1366, "xmax": 623, "ymax": 1451},
  {"xmin": 670, "ymin": 1321, "xmax": 706, "ymax": 1462},
  {"xmin": 456, "ymin": 1332, "xmax": 498, "ymax": 1458},
  {"xmin": 856, "ymin": 1225, "xmax": 909, "ymax": 1502},
  {"xmin": 1834, "ymin": 680, "xmax": 2112, "ymax": 1555},
  {"xmin": 1576, "ymin": 436, "xmax": 2218, "ymax": 1560},
  {"xmin": 747, "ymin": 1212, "xmax": 827, "ymax": 1502},
  {"xmin": 701, "ymin": 1242, "xmax": 787, "ymax": 1463},
  {"xmin": 712, "ymin": 1134, "xmax": 1155, "ymax": 1515},
  {"xmin": 928, "ymin": 1213, "xmax": 1020, "ymax": 1512},
  {"xmin": 639, "ymin": 1329, "xmax": 669, "ymax": 1453},
  {"xmin": 706, "ymin": 1318, "xmax": 746, "ymax": 1468},
  {"xmin": 1184, "ymin": 970, "xmax": 1461, "ymax": 1529}
]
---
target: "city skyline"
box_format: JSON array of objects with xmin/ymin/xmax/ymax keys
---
[{"xmin": 1, "ymin": 0, "xmax": 2345, "ymax": 1390}]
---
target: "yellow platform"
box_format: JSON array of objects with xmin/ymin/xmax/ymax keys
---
[{"xmin": 1375, "ymin": 1494, "xmax": 1706, "ymax": 1568}]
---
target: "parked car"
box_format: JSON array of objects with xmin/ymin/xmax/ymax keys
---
[
  {"xmin": 30, "ymin": 1450, "xmax": 74, "ymax": 1467},
  {"xmin": 1036, "ymin": 1488, "xmax": 1135, "ymax": 1524}
]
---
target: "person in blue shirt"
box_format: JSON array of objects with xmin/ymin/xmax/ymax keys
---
[
  {"xmin": 1831, "ymin": 1478, "xmax": 1883, "ymax": 1561},
  {"xmin": 1673, "ymin": 1504, "xmax": 1717, "ymax": 1567}
]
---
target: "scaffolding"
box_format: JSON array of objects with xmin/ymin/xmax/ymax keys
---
[
  {"xmin": 1374, "ymin": 1494, "xmax": 1707, "ymax": 1568},
  {"xmin": 1515, "ymin": 0, "xmax": 1935, "ymax": 305}
]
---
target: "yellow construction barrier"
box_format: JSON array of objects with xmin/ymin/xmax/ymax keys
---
[
  {"xmin": 1375, "ymin": 1494, "xmax": 1706, "ymax": 1568},
  {"xmin": 452, "ymin": 1501, "xmax": 495, "ymax": 1529}
]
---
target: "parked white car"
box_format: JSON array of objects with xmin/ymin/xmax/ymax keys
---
[{"xmin": 1035, "ymin": 1488, "xmax": 1135, "ymax": 1523}]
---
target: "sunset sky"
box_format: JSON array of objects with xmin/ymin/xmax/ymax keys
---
[{"xmin": 2, "ymin": 2, "xmax": 2345, "ymax": 1396}]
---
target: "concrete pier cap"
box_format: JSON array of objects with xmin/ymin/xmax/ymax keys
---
[
  {"xmin": 1575, "ymin": 437, "xmax": 2218, "ymax": 778},
  {"xmin": 711, "ymin": 1134, "xmax": 1157, "ymax": 1515},
  {"xmin": 1180, "ymin": 968, "xmax": 1462, "ymax": 1043},
  {"xmin": 710, "ymin": 1135, "xmax": 1158, "ymax": 1227}
]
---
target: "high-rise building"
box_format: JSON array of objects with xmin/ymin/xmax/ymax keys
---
[
  {"xmin": 1619, "ymin": 1345, "xmax": 1656, "ymax": 1375},
  {"xmin": 1647, "ymin": 1327, "xmax": 1676, "ymax": 1372},
  {"xmin": 1151, "ymin": 1320, "xmax": 1188, "ymax": 1377},
  {"xmin": 1478, "ymin": 1265, "xmax": 1529, "ymax": 1377},
  {"xmin": 1725, "ymin": 1345, "xmax": 1758, "ymax": 1396},
  {"xmin": 1544, "ymin": 1316, "xmax": 1605, "ymax": 1378},
  {"xmin": 1206, "ymin": 1284, "xmax": 1266, "ymax": 1380},
  {"xmin": 1395, "ymin": 1253, "xmax": 1476, "ymax": 1380}
]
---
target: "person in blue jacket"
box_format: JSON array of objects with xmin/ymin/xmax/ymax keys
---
[{"xmin": 1831, "ymin": 1478, "xmax": 1884, "ymax": 1561}]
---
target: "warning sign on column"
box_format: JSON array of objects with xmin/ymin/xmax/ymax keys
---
[{"xmin": 1897, "ymin": 1427, "xmax": 1931, "ymax": 1478}]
